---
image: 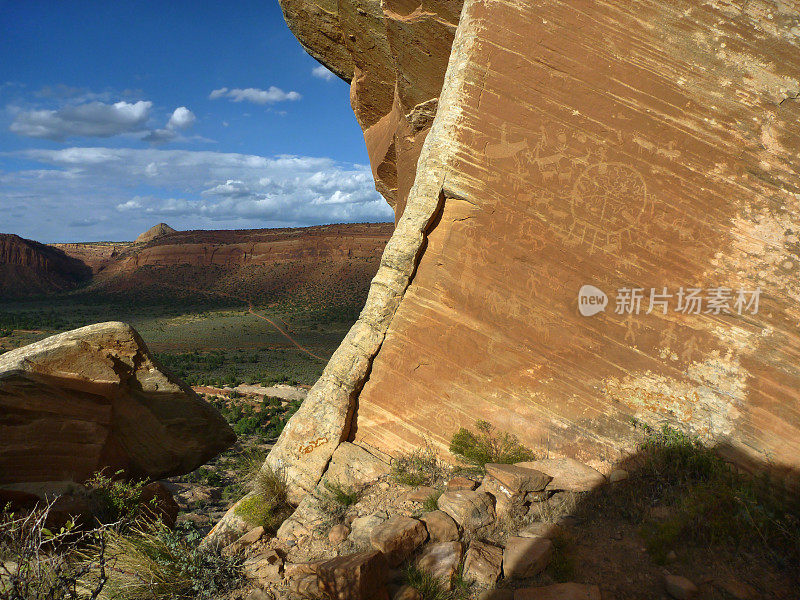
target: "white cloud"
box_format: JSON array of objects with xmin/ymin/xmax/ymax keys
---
[
  {"xmin": 1, "ymin": 147, "xmax": 392, "ymax": 241},
  {"xmin": 208, "ymin": 86, "xmax": 301, "ymax": 104},
  {"xmin": 167, "ymin": 106, "xmax": 195, "ymax": 130},
  {"xmin": 9, "ymin": 101, "xmax": 152, "ymax": 140},
  {"xmin": 312, "ymin": 65, "xmax": 335, "ymax": 81}
]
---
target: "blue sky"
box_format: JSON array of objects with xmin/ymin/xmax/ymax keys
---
[{"xmin": 0, "ymin": 0, "xmax": 391, "ymax": 242}]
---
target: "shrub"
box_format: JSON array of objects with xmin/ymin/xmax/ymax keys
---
[
  {"xmin": 95, "ymin": 522, "xmax": 242, "ymax": 600},
  {"xmin": 422, "ymin": 492, "xmax": 443, "ymax": 513},
  {"xmin": 85, "ymin": 470, "xmax": 148, "ymax": 525},
  {"xmin": 404, "ymin": 564, "xmax": 470, "ymax": 600},
  {"xmin": 234, "ymin": 466, "xmax": 292, "ymax": 533},
  {"xmin": 317, "ymin": 481, "xmax": 360, "ymax": 528},
  {"xmin": 449, "ymin": 420, "xmax": 535, "ymax": 471},
  {"xmin": 391, "ymin": 445, "xmax": 449, "ymax": 487}
]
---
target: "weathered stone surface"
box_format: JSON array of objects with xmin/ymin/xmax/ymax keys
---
[
  {"xmin": 415, "ymin": 541, "xmax": 462, "ymax": 589},
  {"xmin": 437, "ymin": 490, "xmax": 495, "ymax": 530},
  {"xmin": 317, "ymin": 550, "xmax": 390, "ymax": 600},
  {"xmin": 420, "ymin": 510, "xmax": 459, "ymax": 542},
  {"xmin": 514, "ymin": 583, "xmax": 601, "ymax": 600},
  {"xmin": 517, "ymin": 459, "xmax": 605, "ymax": 492},
  {"xmin": 485, "ymin": 464, "xmax": 551, "ymax": 493},
  {"xmin": 370, "ymin": 516, "xmax": 427, "ymax": 566},
  {"xmin": 0, "ymin": 323, "xmax": 235, "ymax": 485},
  {"xmin": 243, "ymin": 549, "xmax": 284, "ymax": 583},
  {"xmin": 277, "ymin": 0, "xmax": 800, "ymax": 489},
  {"xmin": 503, "ymin": 537, "xmax": 552, "ymax": 579},
  {"xmin": 446, "ymin": 477, "xmax": 477, "ymax": 491},
  {"xmin": 329, "ymin": 523, "xmax": 351, "ymax": 545},
  {"xmin": 405, "ymin": 486, "xmax": 436, "ymax": 502},
  {"xmin": 664, "ymin": 574, "xmax": 698, "ymax": 600},
  {"xmin": 134, "ymin": 222, "xmax": 176, "ymax": 244},
  {"xmin": 349, "ymin": 513, "xmax": 388, "ymax": 547},
  {"xmin": 477, "ymin": 477, "xmax": 524, "ymax": 519},
  {"xmin": 463, "ymin": 540, "xmax": 503, "ymax": 586}
]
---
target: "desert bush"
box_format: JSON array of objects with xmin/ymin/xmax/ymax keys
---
[
  {"xmin": 422, "ymin": 492, "xmax": 443, "ymax": 513},
  {"xmin": 94, "ymin": 521, "xmax": 242, "ymax": 600},
  {"xmin": 0, "ymin": 500, "xmax": 111, "ymax": 600},
  {"xmin": 449, "ymin": 420, "xmax": 535, "ymax": 471},
  {"xmin": 85, "ymin": 470, "xmax": 148, "ymax": 525},
  {"xmin": 316, "ymin": 481, "xmax": 360, "ymax": 529},
  {"xmin": 391, "ymin": 445, "xmax": 449, "ymax": 487},
  {"xmin": 404, "ymin": 564, "xmax": 470, "ymax": 600},
  {"xmin": 234, "ymin": 466, "xmax": 292, "ymax": 533}
]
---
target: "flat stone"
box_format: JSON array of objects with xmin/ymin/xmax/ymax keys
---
[
  {"xmin": 238, "ymin": 526, "xmax": 265, "ymax": 546},
  {"xmin": 463, "ymin": 540, "xmax": 503, "ymax": 586},
  {"xmin": 446, "ymin": 477, "xmax": 478, "ymax": 491},
  {"xmin": 405, "ymin": 486, "xmax": 436, "ymax": 502},
  {"xmin": 485, "ymin": 464, "xmax": 551, "ymax": 493},
  {"xmin": 503, "ymin": 536, "xmax": 552, "ymax": 579},
  {"xmin": 317, "ymin": 550, "xmax": 390, "ymax": 600},
  {"xmin": 370, "ymin": 516, "xmax": 428, "ymax": 566},
  {"xmin": 664, "ymin": 574, "xmax": 698, "ymax": 599},
  {"xmin": 416, "ymin": 542, "xmax": 462, "ymax": 589},
  {"xmin": 437, "ymin": 490, "xmax": 495, "ymax": 530},
  {"xmin": 518, "ymin": 522, "xmax": 562, "ymax": 539},
  {"xmin": 516, "ymin": 459, "xmax": 605, "ymax": 492},
  {"xmin": 514, "ymin": 583, "xmax": 602, "ymax": 600},
  {"xmin": 420, "ymin": 510, "xmax": 459, "ymax": 542}
]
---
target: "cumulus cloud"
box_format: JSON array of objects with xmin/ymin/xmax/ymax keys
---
[
  {"xmin": 311, "ymin": 65, "xmax": 335, "ymax": 81},
  {"xmin": 9, "ymin": 101, "xmax": 152, "ymax": 141},
  {"xmin": 2, "ymin": 147, "xmax": 392, "ymax": 241},
  {"xmin": 167, "ymin": 106, "xmax": 195, "ymax": 130},
  {"xmin": 209, "ymin": 86, "xmax": 301, "ymax": 104}
]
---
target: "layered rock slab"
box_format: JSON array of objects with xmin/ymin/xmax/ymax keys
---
[
  {"xmin": 349, "ymin": 0, "xmax": 800, "ymax": 483},
  {"xmin": 0, "ymin": 322, "xmax": 235, "ymax": 484}
]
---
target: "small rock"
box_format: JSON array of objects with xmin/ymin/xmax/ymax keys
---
[
  {"xmin": 415, "ymin": 542, "xmax": 462, "ymax": 589},
  {"xmin": 420, "ymin": 510, "xmax": 459, "ymax": 542},
  {"xmin": 284, "ymin": 561, "xmax": 322, "ymax": 580},
  {"xmin": 317, "ymin": 550, "xmax": 390, "ymax": 600},
  {"xmin": 405, "ymin": 486, "xmax": 436, "ymax": 502},
  {"xmin": 516, "ymin": 458, "xmax": 605, "ymax": 492},
  {"xmin": 664, "ymin": 574, "xmax": 698, "ymax": 599},
  {"xmin": 238, "ymin": 526, "xmax": 265, "ymax": 546},
  {"xmin": 503, "ymin": 536, "xmax": 552, "ymax": 579},
  {"xmin": 463, "ymin": 540, "xmax": 503, "ymax": 586},
  {"xmin": 437, "ymin": 490, "xmax": 496, "ymax": 530},
  {"xmin": 329, "ymin": 524, "xmax": 351, "ymax": 545},
  {"xmin": 370, "ymin": 516, "xmax": 428, "ymax": 566},
  {"xmin": 514, "ymin": 583, "xmax": 601, "ymax": 599},
  {"xmin": 608, "ymin": 468, "xmax": 628, "ymax": 483},
  {"xmin": 518, "ymin": 522, "xmax": 561, "ymax": 539},
  {"xmin": 446, "ymin": 477, "xmax": 477, "ymax": 491},
  {"xmin": 485, "ymin": 463, "xmax": 551, "ymax": 493},
  {"xmin": 393, "ymin": 585, "xmax": 422, "ymax": 600},
  {"xmin": 246, "ymin": 590, "xmax": 274, "ymax": 600}
]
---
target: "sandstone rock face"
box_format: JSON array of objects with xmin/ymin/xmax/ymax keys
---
[
  {"xmin": 369, "ymin": 515, "xmax": 427, "ymax": 566},
  {"xmin": 262, "ymin": 0, "xmax": 800, "ymax": 519},
  {"xmin": 420, "ymin": 510, "xmax": 459, "ymax": 542},
  {"xmin": 134, "ymin": 222, "xmax": 177, "ymax": 244},
  {"xmin": 0, "ymin": 322, "xmax": 235, "ymax": 484},
  {"xmin": 317, "ymin": 550, "xmax": 390, "ymax": 600},
  {"xmin": 437, "ymin": 490, "xmax": 495, "ymax": 530},
  {"xmin": 463, "ymin": 540, "xmax": 503, "ymax": 586},
  {"xmin": 279, "ymin": 0, "xmax": 461, "ymax": 219},
  {"xmin": 0, "ymin": 233, "xmax": 91, "ymax": 298},
  {"xmin": 503, "ymin": 536, "xmax": 552, "ymax": 579}
]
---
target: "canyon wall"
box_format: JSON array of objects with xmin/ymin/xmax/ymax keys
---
[
  {"xmin": 0, "ymin": 234, "xmax": 92, "ymax": 297},
  {"xmin": 268, "ymin": 0, "xmax": 800, "ymax": 499}
]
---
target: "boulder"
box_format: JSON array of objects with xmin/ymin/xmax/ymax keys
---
[
  {"xmin": 329, "ymin": 523, "xmax": 351, "ymax": 545},
  {"xmin": 0, "ymin": 323, "xmax": 235, "ymax": 485},
  {"xmin": 446, "ymin": 477, "xmax": 477, "ymax": 491},
  {"xmin": 437, "ymin": 490, "xmax": 495, "ymax": 530},
  {"xmin": 463, "ymin": 540, "xmax": 503, "ymax": 586},
  {"xmin": 370, "ymin": 516, "xmax": 427, "ymax": 566},
  {"xmin": 415, "ymin": 542, "xmax": 462, "ymax": 589},
  {"xmin": 503, "ymin": 536, "xmax": 552, "ymax": 579},
  {"xmin": 516, "ymin": 459, "xmax": 605, "ymax": 492},
  {"xmin": 420, "ymin": 510, "xmax": 459, "ymax": 542},
  {"xmin": 514, "ymin": 583, "xmax": 602, "ymax": 600},
  {"xmin": 317, "ymin": 550, "xmax": 390, "ymax": 600}
]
